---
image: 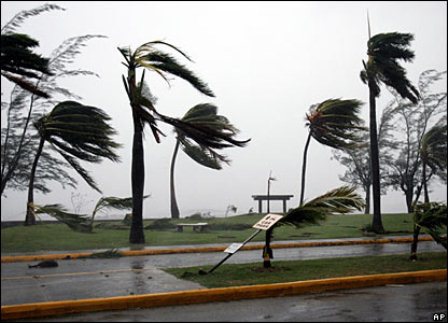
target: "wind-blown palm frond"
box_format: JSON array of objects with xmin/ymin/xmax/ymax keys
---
[
  {"xmin": 282, "ymin": 186, "xmax": 365, "ymax": 228},
  {"xmin": 175, "ymin": 103, "xmax": 247, "ymax": 169},
  {"xmin": 1, "ymin": 3, "xmax": 65, "ymax": 34},
  {"xmin": 421, "ymin": 122, "xmax": 447, "ymax": 173},
  {"xmin": 361, "ymin": 32, "xmax": 420, "ymax": 103},
  {"xmin": 34, "ymin": 203, "xmax": 92, "ymax": 233},
  {"xmin": 32, "ymin": 101, "xmax": 121, "ymax": 193},
  {"xmin": 92, "ymin": 195, "xmax": 150, "ymax": 216},
  {"xmin": 133, "ymin": 41, "xmax": 214, "ymax": 97},
  {"xmin": 306, "ymin": 99, "xmax": 365, "ymax": 149},
  {"xmin": 413, "ymin": 202, "xmax": 447, "ymax": 249},
  {"xmin": 0, "ymin": 33, "xmax": 52, "ymax": 98}
]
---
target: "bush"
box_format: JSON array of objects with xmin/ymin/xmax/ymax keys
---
[{"xmin": 145, "ymin": 219, "xmax": 176, "ymax": 230}]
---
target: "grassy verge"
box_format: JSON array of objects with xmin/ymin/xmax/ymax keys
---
[
  {"xmin": 1, "ymin": 213, "xmax": 417, "ymax": 253},
  {"xmin": 165, "ymin": 252, "xmax": 447, "ymax": 288}
]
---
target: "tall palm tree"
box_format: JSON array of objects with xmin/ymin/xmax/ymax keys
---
[
  {"xmin": 118, "ymin": 40, "xmax": 215, "ymax": 244},
  {"xmin": 300, "ymin": 98, "xmax": 364, "ymax": 206},
  {"xmin": 25, "ymin": 101, "xmax": 121, "ymax": 225},
  {"xmin": 360, "ymin": 31, "xmax": 420, "ymax": 233},
  {"xmin": 170, "ymin": 103, "xmax": 249, "ymax": 219},
  {"xmin": 263, "ymin": 186, "xmax": 365, "ymax": 268},
  {"xmin": 420, "ymin": 122, "xmax": 447, "ymax": 203}
]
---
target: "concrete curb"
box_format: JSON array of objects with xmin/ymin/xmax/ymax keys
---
[
  {"xmin": 1, "ymin": 269, "xmax": 446, "ymax": 320},
  {"xmin": 1, "ymin": 236, "xmax": 433, "ymax": 263}
]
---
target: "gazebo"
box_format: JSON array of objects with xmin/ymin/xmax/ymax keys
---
[{"xmin": 251, "ymin": 194, "xmax": 294, "ymax": 213}]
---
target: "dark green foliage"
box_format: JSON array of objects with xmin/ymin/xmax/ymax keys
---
[
  {"xmin": 421, "ymin": 122, "xmax": 447, "ymax": 173},
  {"xmin": 306, "ymin": 98, "xmax": 365, "ymax": 149},
  {"xmin": 361, "ymin": 32, "xmax": 420, "ymax": 103},
  {"xmin": 33, "ymin": 101, "xmax": 121, "ymax": 192},
  {"xmin": 282, "ymin": 186, "xmax": 365, "ymax": 228},
  {"xmin": 34, "ymin": 204, "xmax": 92, "ymax": 233},
  {"xmin": 413, "ymin": 202, "xmax": 447, "ymax": 250}
]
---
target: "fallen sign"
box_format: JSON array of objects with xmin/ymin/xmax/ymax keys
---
[
  {"xmin": 252, "ymin": 213, "xmax": 283, "ymax": 230},
  {"xmin": 199, "ymin": 213, "xmax": 283, "ymax": 275}
]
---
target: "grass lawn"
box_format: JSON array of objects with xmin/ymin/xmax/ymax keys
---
[
  {"xmin": 165, "ymin": 252, "xmax": 447, "ymax": 288},
  {"xmin": 1, "ymin": 213, "xmax": 417, "ymax": 254}
]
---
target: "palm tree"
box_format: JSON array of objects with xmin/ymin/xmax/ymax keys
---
[
  {"xmin": 410, "ymin": 202, "xmax": 447, "ymax": 261},
  {"xmin": 360, "ymin": 31, "xmax": 420, "ymax": 233},
  {"xmin": 420, "ymin": 122, "xmax": 447, "ymax": 203},
  {"xmin": 263, "ymin": 186, "xmax": 365, "ymax": 268},
  {"xmin": 300, "ymin": 98, "xmax": 364, "ymax": 206},
  {"xmin": 170, "ymin": 103, "xmax": 249, "ymax": 219},
  {"xmin": 118, "ymin": 40, "xmax": 216, "ymax": 244},
  {"xmin": 25, "ymin": 101, "xmax": 121, "ymax": 225}
]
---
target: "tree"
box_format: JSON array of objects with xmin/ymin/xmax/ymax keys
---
[
  {"xmin": 420, "ymin": 120, "xmax": 447, "ymax": 203},
  {"xmin": 386, "ymin": 70, "xmax": 446, "ymax": 212},
  {"xmin": 1, "ymin": 3, "xmax": 105, "ymax": 197},
  {"xmin": 25, "ymin": 101, "xmax": 121, "ymax": 225},
  {"xmin": 169, "ymin": 103, "xmax": 249, "ymax": 219},
  {"xmin": 300, "ymin": 98, "xmax": 364, "ymax": 206},
  {"xmin": 360, "ymin": 31, "xmax": 420, "ymax": 232},
  {"xmin": 410, "ymin": 202, "xmax": 447, "ymax": 261},
  {"xmin": 332, "ymin": 103, "xmax": 396, "ymax": 213},
  {"xmin": 118, "ymin": 40, "xmax": 215, "ymax": 244},
  {"xmin": 263, "ymin": 186, "xmax": 365, "ymax": 268}
]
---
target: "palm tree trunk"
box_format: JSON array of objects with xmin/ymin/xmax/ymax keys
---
[
  {"xmin": 368, "ymin": 85, "xmax": 384, "ymax": 233},
  {"xmin": 263, "ymin": 228, "xmax": 273, "ymax": 268},
  {"xmin": 170, "ymin": 140, "xmax": 181, "ymax": 219},
  {"xmin": 128, "ymin": 67, "xmax": 145, "ymax": 244},
  {"xmin": 25, "ymin": 137, "xmax": 45, "ymax": 226},
  {"xmin": 422, "ymin": 160, "xmax": 430, "ymax": 203},
  {"xmin": 410, "ymin": 224, "xmax": 421, "ymax": 260},
  {"xmin": 299, "ymin": 131, "xmax": 312, "ymax": 206},
  {"xmin": 129, "ymin": 114, "xmax": 145, "ymax": 244}
]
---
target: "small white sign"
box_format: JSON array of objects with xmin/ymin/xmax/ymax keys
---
[
  {"xmin": 252, "ymin": 213, "xmax": 283, "ymax": 230},
  {"xmin": 224, "ymin": 243, "xmax": 244, "ymax": 254}
]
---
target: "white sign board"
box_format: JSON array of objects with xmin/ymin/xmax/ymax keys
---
[
  {"xmin": 224, "ymin": 243, "xmax": 244, "ymax": 254},
  {"xmin": 252, "ymin": 213, "xmax": 283, "ymax": 230}
]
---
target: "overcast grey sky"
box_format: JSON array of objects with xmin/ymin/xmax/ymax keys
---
[{"xmin": 1, "ymin": 1, "xmax": 447, "ymax": 221}]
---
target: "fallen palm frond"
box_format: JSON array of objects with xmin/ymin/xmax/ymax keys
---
[{"xmin": 34, "ymin": 203, "xmax": 92, "ymax": 233}]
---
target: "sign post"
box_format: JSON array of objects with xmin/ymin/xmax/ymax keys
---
[{"xmin": 199, "ymin": 214, "xmax": 283, "ymax": 275}]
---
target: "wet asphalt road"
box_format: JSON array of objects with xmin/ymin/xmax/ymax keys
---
[
  {"xmin": 12, "ymin": 282, "xmax": 448, "ymax": 322},
  {"xmin": 1, "ymin": 239, "xmax": 445, "ymax": 306}
]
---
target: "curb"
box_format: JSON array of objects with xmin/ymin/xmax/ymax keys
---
[
  {"xmin": 1, "ymin": 269, "xmax": 446, "ymax": 320},
  {"xmin": 1, "ymin": 236, "xmax": 433, "ymax": 263}
]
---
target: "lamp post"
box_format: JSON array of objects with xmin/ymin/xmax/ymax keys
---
[{"xmin": 267, "ymin": 171, "xmax": 276, "ymax": 213}]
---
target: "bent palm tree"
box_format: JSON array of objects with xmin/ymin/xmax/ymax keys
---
[
  {"xmin": 263, "ymin": 186, "xmax": 365, "ymax": 268},
  {"xmin": 300, "ymin": 98, "xmax": 364, "ymax": 205},
  {"xmin": 118, "ymin": 41, "xmax": 216, "ymax": 244},
  {"xmin": 170, "ymin": 103, "xmax": 249, "ymax": 219},
  {"xmin": 420, "ymin": 122, "xmax": 447, "ymax": 203},
  {"xmin": 360, "ymin": 31, "xmax": 420, "ymax": 233},
  {"xmin": 25, "ymin": 101, "xmax": 121, "ymax": 225},
  {"xmin": 410, "ymin": 202, "xmax": 447, "ymax": 260}
]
